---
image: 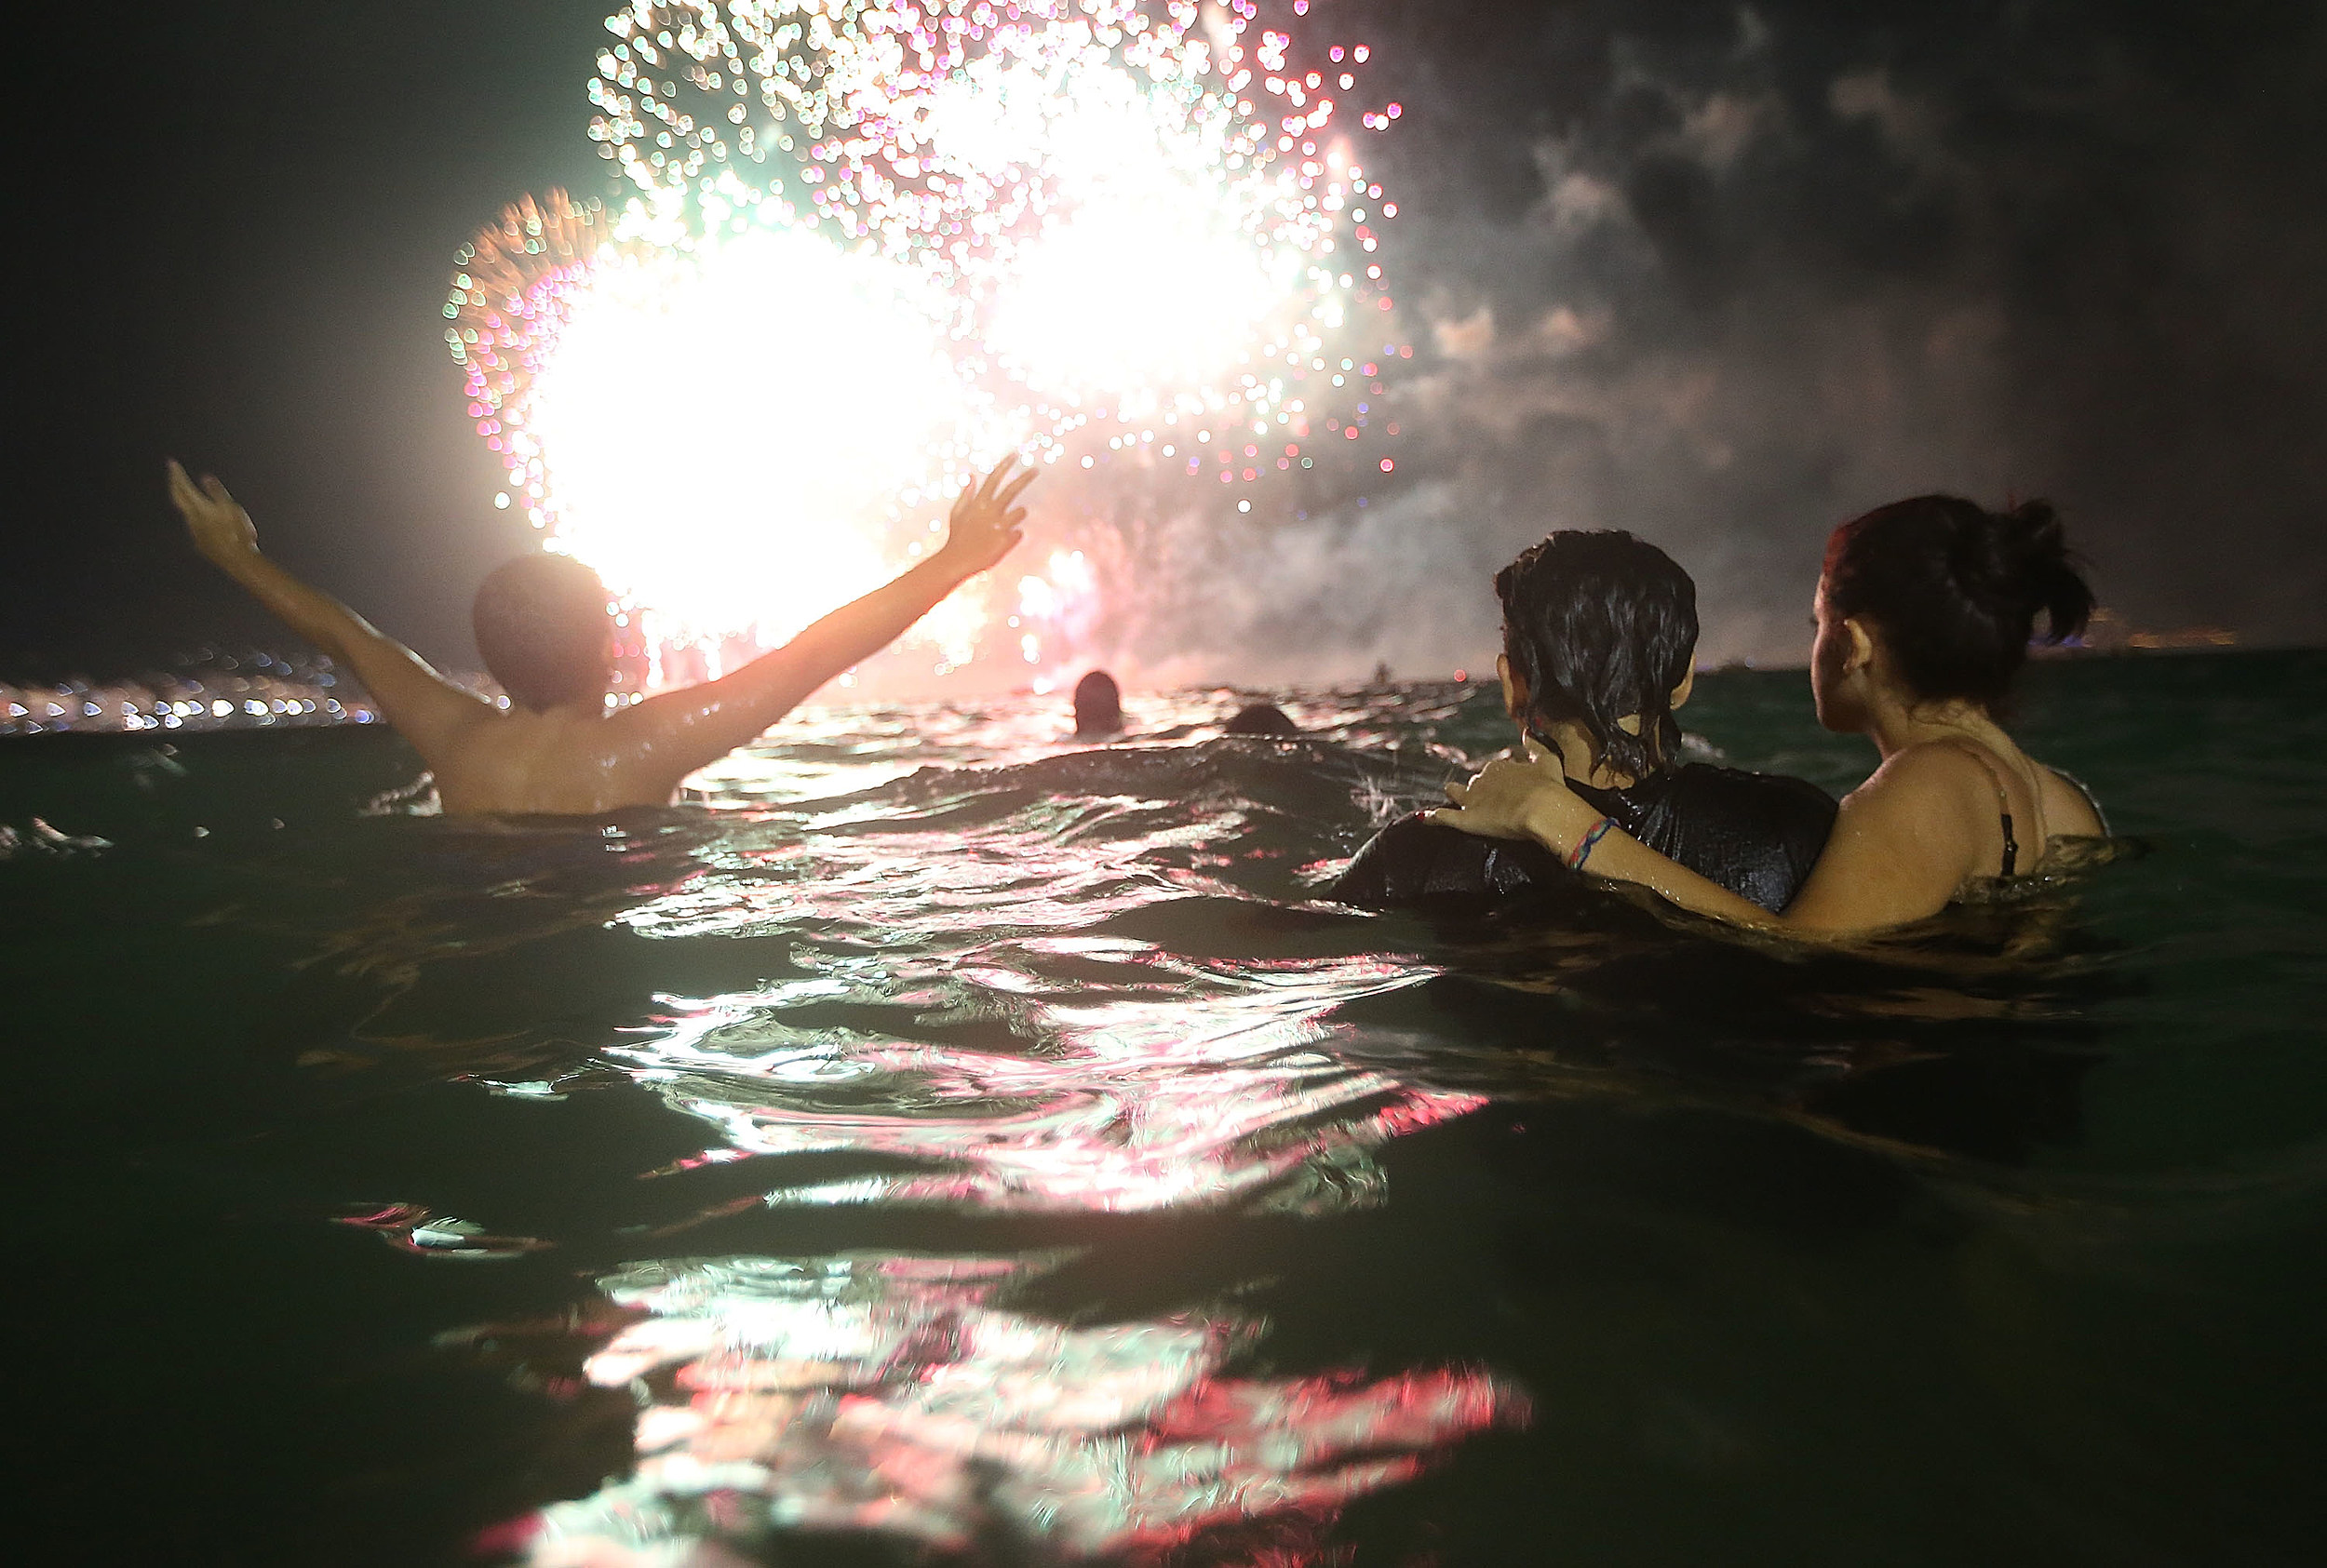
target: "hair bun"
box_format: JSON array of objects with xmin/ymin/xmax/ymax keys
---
[
  {"xmin": 1826, "ymin": 491, "xmax": 2096, "ymax": 706},
  {"xmin": 1996, "ymin": 498, "xmax": 2092, "ymax": 643},
  {"xmin": 1943, "ymin": 498, "xmax": 2091, "ymax": 643}
]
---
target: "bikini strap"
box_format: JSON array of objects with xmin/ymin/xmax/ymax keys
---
[{"xmin": 1942, "ymin": 740, "xmax": 2019, "ymax": 878}]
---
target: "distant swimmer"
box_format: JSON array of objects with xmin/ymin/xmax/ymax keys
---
[
  {"xmin": 1335, "ymin": 530, "xmax": 1836, "ymax": 914},
  {"xmin": 1222, "ymin": 702, "xmax": 1299, "ymax": 737},
  {"xmin": 1072, "ymin": 670, "xmax": 1123, "ymax": 736},
  {"xmin": 167, "ymin": 456, "xmax": 1034, "ymax": 815},
  {"xmin": 1435, "ymin": 496, "xmax": 2107, "ymax": 932}
]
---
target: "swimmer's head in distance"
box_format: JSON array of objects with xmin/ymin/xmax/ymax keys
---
[
  {"xmin": 474, "ymin": 554, "xmax": 615, "ymax": 712},
  {"xmin": 1223, "ymin": 702, "xmax": 1299, "ymax": 737},
  {"xmin": 1072, "ymin": 670, "xmax": 1123, "ymax": 736}
]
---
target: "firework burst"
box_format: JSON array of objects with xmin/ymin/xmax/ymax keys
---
[{"xmin": 450, "ymin": 0, "xmax": 1408, "ymax": 682}]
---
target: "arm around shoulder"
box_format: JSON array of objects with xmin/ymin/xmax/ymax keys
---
[{"xmin": 1433, "ymin": 734, "xmax": 1992, "ymax": 934}]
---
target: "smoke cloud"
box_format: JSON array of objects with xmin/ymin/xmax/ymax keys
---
[{"xmin": 1058, "ymin": 0, "xmax": 2327, "ymax": 679}]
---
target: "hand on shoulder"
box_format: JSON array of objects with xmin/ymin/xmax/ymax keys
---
[{"xmin": 1432, "ymin": 735, "xmax": 1600, "ymax": 854}]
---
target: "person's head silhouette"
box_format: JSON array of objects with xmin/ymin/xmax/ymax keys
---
[
  {"xmin": 1222, "ymin": 702, "xmax": 1298, "ymax": 737},
  {"xmin": 472, "ymin": 555, "xmax": 615, "ymax": 711},
  {"xmin": 1072, "ymin": 670, "xmax": 1123, "ymax": 736}
]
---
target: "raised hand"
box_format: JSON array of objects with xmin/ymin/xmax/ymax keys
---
[
  {"xmin": 935, "ymin": 454, "xmax": 1034, "ymax": 575},
  {"xmin": 1432, "ymin": 733, "xmax": 1601, "ymax": 853},
  {"xmin": 167, "ymin": 459, "xmax": 261, "ymax": 570}
]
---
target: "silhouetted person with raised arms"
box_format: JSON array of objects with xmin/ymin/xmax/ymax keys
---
[
  {"xmin": 167, "ymin": 456, "xmax": 1034, "ymax": 815},
  {"xmin": 1336, "ymin": 530, "xmax": 1836, "ymax": 914},
  {"xmin": 1071, "ymin": 670, "xmax": 1123, "ymax": 737}
]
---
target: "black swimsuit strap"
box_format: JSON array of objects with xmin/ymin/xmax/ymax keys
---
[{"xmin": 1944, "ymin": 741, "xmax": 2020, "ymax": 878}]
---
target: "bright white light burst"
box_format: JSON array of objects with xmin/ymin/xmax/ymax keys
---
[
  {"xmin": 449, "ymin": 1, "xmax": 1408, "ymax": 682},
  {"xmin": 528, "ymin": 223, "xmax": 970, "ymax": 648}
]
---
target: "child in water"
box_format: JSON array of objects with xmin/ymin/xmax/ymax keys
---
[
  {"xmin": 1336, "ymin": 530, "xmax": 1836, "ymax": 913},
  {"xmin": 166, "ymin": 456, "xmax": 1034, "ymax": 815}
]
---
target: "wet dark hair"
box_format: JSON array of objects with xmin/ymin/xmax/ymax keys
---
[
  {"xmin": 1072, "ymin": 669, "xmax": 1122, "ymax": 735},
  {"xmin": 1823, "ymin": 495, "xmax": 2093, "ymax": 709},
  {"xmin": 1495, "ymin": 530, "xmax": 1696, "ymax": 782},
  {"xmin": 472, "ymin": 555, "xmax": 613, "ymax": 711}
]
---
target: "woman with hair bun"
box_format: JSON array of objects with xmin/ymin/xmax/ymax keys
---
[{"xmin": 1434, "ymin": 495, "xmax": 2110, "ymax": 933}]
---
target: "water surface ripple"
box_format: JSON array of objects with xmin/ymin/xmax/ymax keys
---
[{"xmin": 6, "ymin": 658, "xmax": 2323, "ymax": 1566}]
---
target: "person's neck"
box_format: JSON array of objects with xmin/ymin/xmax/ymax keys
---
[
  {"xmin": 1863, "ymin": 692, "xmax": 2004, "ymax": 760},
  {"xmin": 1540, "ymin": 718, "xmax": 1636, "ymax": 791}
]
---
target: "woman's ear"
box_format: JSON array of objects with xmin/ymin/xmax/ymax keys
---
[
  {"xmin": 1668, "ymin": 665, "xmax": 1696, "ymax": 712},
  {"xmin": 1844, "ymin": 616, "xmax": 1877, "ymax": 676},
  {"xmin": 1497, "ymin": 652, "xmax": 1527, "ymax": 721}
]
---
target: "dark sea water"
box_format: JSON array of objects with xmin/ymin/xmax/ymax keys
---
[{"xmin": 5, "ymin": 652, "xmax": 2322, "ymax": 1567}]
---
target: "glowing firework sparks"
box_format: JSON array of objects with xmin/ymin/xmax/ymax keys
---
[
  {"xmin": 450, "ymin": 1, "xmax": 1409, "ymax": 682},
  {"xmin": 528, "ymin": 224, "xmax": 974, "ymax": 647}
]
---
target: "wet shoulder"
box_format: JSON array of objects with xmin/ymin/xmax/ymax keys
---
[
  {"xmin": 1664, "ymin": 762, "xmax": 1835, "ymax": 817},
  {"xmin": 1861, "ymin": 741, "xmax": 2014, "ymax": 823},
  {"xmin": 1874, "ymin": 741, "xmax": 2099, "ymax": 844},
  {"xmin": 435, "ymin": 707, "xmax": 674, "ymax": 815},
  {"xmin": 1656, "ymin": 764, "xmax": 1839, "ymax": 912},
  {"xmin": 1331, "ymin": 811, "xmax": 1564, "ymax": 907}
]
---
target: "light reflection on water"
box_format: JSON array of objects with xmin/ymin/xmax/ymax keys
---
[
  {"xmin": 612, "ymin": 951, "xmax": 1478, "ymax": 1217},
  {"xmin": 523, "ymin": 1251, "xmax": 1522, "ymax": 1564},
  {"xmin": 680, "ymin": 686, "xmax": 1484, "ymax": 813},
  {"xmin": 397, "ymin": 685, "xmax": 1513, "ymax": 1559}
]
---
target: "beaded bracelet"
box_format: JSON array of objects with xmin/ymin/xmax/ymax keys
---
[{"xmin": 1566, "ymin": 815, "xmax": 1617, "ymax": 871}]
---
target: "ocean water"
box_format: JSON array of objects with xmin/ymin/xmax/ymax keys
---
[{"xmin": 5, "ymin": 652, "xmax": 2322, "ymax": 1567}]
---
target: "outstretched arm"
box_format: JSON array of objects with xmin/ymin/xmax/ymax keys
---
[
  {"xmin": 613, "ymin": 456, "xmax": 1035, "ymax": 779},
  {"xmin": 1433, "ymin": 735, "xmax": 1983, "ymax": 934},
  {"xmin": 167, "ymin": 460, "xmax": 490, "ymax": 762}
]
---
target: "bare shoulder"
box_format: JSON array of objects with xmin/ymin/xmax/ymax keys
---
[
  {"xmin": 1859, "ymin": 740, "xmax": 2001, "ymax": 813},
  {"xmin": 596, "ymin": 687, "xmax": 706, "ymax": 761},
  {"xmin": 417, "ymin": 704, "xmax": 529, "ymax": 813},
  {"xmin": 1777, "ymin": 742, "xmax": 1996, "ymax": 929},
  {"xmin": 379, "ymin": 678, "xmax": 495, "ymax": 767},
  {"xmin": 427, "ymin": 704, "xmax": 674, "ymax": 815},
  {"xmin": 1838, "ymin": 741, "xmax": 2006, "ymax": 867},
  {"xmin": 1825, "ymin": 744, "xmax": 2004, "ymax": 865}
]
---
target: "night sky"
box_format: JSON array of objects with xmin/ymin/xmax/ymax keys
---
[{"xmin": 10, "ymin": 0, "xmax": 2325, "ymax": 683}]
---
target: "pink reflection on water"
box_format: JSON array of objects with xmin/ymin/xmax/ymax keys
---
[
  {"xmin": 518, "ymin": 1253, "xmax": 1525, "ymax": 1564},
  {"xmin": 334, "ymin": 1202, "xmax": 550, "ymax": 1259},
  {"xmin": 616, "ymin": 949, "xmax": 1483, "ymax": 1219},
  {"xmin": 495, "ymin": 697, "xmax": 1521, "ymax": 1560}
]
